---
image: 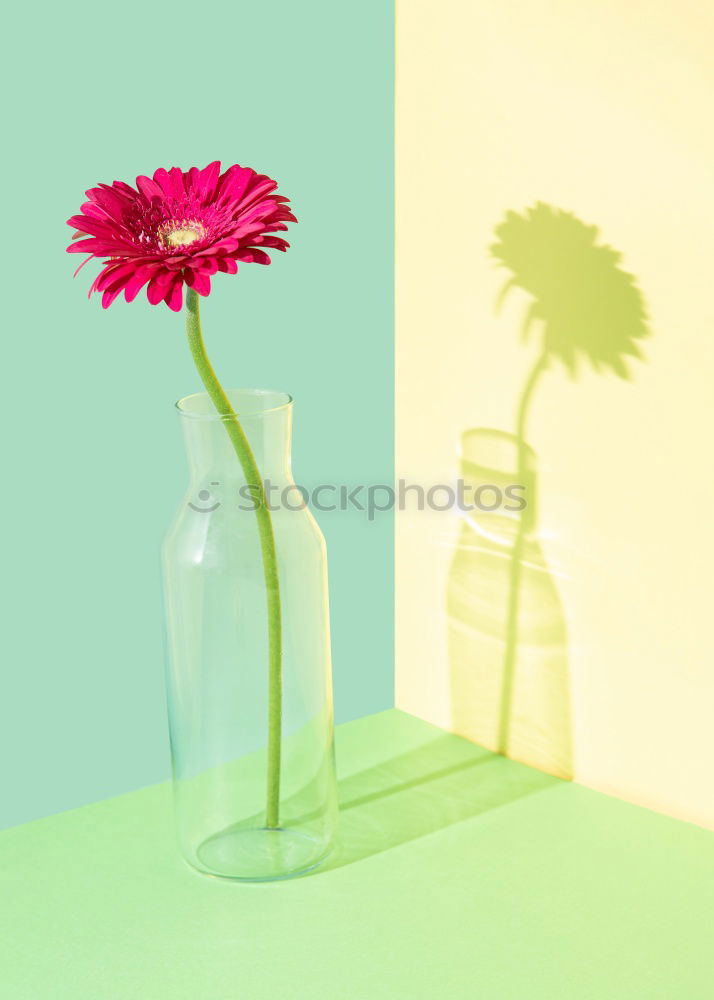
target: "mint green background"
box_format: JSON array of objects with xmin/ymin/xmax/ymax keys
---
[
  {"xmin": 2, "ymin": 711, "xmax": 712, "ymax": 999},
  {"xmin": 1, "ymin": 0, "xmax": 393, "ymax": 828}
]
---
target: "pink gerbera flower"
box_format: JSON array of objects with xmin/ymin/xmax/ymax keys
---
[{"xmin": 67, "ymin": 161, "xmax": 296, "ymax": 310}]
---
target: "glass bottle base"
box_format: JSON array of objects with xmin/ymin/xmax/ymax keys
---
[{"xmin": 193, "ymin": 826, "xmax": 331, "ymax": 882}]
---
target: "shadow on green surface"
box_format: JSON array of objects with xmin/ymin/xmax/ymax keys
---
[{"xmin": 319, "ymin": 732, "xmax": 559, "ymax": 874}]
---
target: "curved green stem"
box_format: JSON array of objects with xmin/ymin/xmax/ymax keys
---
[
  {"xmin": 185, "ymin": 289, "xmax": 282, "ymax": 829},
  {"xmin": 497, "ymin": 351, "xmax": 548, "ymax": 755}
]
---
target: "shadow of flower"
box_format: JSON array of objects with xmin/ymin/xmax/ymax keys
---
[
  {"xmin": 491, "ymin": 202, "xmax": 650, "ymax": 378},
  {"xmin": 448, "ymin": 203, "xmax": 651, "ymax": 780}
]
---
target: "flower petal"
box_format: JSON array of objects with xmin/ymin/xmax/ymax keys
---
[
  {"xmin": 124, "ymin": 268, "xmax": 154, "ymax": 303},
  {"xmin": 102, "ymin": 286, "xmax": 124, "ymax": 309},
  {"xmin": 236, "ymin": 248, "xmax": 271, "ymax": 266},
  {"xmin": 185, "ymin": 270, "xmax": 211, "ymax": 296},
  {"xmin": 146, "ymin": 272, "xmax": 173, "ymax": 305},
  {"xmin": 164, "ymin": 278, "xmax": 184, "ymax": 312},
  {"xmin": 136, "ymin": 175, "xmax": 163, "ymax": 201},
  {"xmin": 197, "ymin": 160, "xmax": 221, "ymax": 201}
]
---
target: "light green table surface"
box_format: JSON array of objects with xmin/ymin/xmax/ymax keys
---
[{"xmin": 1, "ymin": 710, "xmax": 712, "ymax": 999}]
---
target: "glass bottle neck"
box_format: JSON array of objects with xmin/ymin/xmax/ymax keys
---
[{"xmin": 177, "ymin": 390, "xmax": 293, "ymax": 484}]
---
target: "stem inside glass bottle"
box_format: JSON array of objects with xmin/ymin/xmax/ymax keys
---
[{"xmin": 183, "ymin": 288, "xmax": 283, "ymax": 829}]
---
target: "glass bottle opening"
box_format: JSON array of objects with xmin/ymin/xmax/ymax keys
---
[{"xmin": 177, "ymin": 388, "xmax": 293, "ymax": 419}]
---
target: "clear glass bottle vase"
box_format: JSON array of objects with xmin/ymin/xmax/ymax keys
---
[{"xmin": 162, "ymin": 389, "xmax": 337, "ymax": 880}]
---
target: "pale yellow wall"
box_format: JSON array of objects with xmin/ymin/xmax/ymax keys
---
[{"xmin": 396, "ymin": 0, "xmax": 714, "ymax": 827}]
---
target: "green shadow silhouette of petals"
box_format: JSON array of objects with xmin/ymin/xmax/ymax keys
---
[{"xmin": 491, "ymin": 202, "xmax": 650, "ymax": 379}]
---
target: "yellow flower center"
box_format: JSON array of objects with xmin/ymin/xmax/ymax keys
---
[{"xmin": 158, "ymin": 219, "xmax": 206, "ymax": 249}]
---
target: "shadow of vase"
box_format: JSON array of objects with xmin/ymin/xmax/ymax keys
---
[
  {"xmin": 447, "ymin": 428, "xmax": 573, "ymax": 779},
  {"xmin": 313, "ymin": 711, "xmax": 561, "ymax": 875}
]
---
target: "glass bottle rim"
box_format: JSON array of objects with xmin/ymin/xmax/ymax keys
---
[{"xmin": 176, "ymin": 388, "xmax": 293, "ymax": 420}]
